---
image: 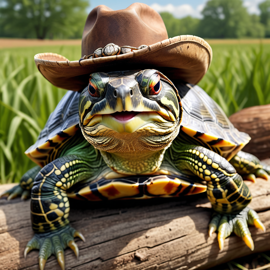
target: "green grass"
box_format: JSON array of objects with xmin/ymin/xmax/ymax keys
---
[
  {"xmin": 0, "ymin": 46, "xmax": 79, "ymax": 183},
  {"xmin": 199, "ymin": 43, "xmax": 270, "ymax": 115},
  {"xmin": 0, "ymin": 43, "xmax": 270, "ymax": 183}
]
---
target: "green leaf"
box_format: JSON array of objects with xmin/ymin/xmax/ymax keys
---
[
  {"xmin": 0, "ymin": 100, "xmax": 41, "ymax": 133},
  {"xmin": 7, "ymin": 116, "xmax": 22, "ymax": 149}
]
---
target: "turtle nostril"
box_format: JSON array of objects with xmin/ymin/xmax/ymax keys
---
[
  {"xmin": 113, "ymin": 90, "xmax": 117, "ymax": 98},
  {"xmin": 130, "ymin": 89, "xmax": 133, "ymax": 96}
]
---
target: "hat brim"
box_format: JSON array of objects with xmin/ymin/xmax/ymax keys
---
[{"xmin": 35, "ymin": 35, "xmax": 212, "ymax": 91}]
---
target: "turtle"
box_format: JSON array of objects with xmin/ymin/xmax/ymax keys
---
[
  {"xmin": 2, "ymin": 68, "xmax": 270, "ymax": 270},
  {"xmin": 2, "ymin": 3, "xmax": 270, "ymax": 269}
]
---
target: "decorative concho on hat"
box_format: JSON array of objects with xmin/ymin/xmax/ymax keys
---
[{"xmin": 34, "ymin": 3, "xmax": 212, "ymax": 91}]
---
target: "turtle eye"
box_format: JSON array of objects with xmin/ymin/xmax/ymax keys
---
[
  {"xmin": 88, "ymin": 78, "xmax": 100, "ymax": 97},
  {"xmin": 149, "ymin": 74, "xmax": 162, "ymax": 95}
]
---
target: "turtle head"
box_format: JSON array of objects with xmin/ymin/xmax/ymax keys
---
[{"xmin": 79, "ymin": 69, "xmax": 182, "ymax": 173}]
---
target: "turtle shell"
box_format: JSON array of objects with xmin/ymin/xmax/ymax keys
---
[
  {"xmin": 67, "ymin": 174, "xmax": 207, "ymax": 201},
  {"xmin": 179, "ymin": 84, "xmax": 250, "ymax": 160},
  {"xmin": 25, "ymin": 91, "xmax": 81, "ymax": 167}
]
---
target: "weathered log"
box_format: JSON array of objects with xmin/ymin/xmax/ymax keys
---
[
  {"xmin": 1, "ymin": 174, "xmax": 270, "ymax": 270},
  {"xmin": 229, "ymin": 104, "xmax": 270, "ymax": 160}
]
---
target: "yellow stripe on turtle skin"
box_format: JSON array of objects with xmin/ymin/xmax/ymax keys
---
[
  {"xmin": 81, "ymin": 100, "xmax": 92, "ymax": 125},
  {"xmin": 188, "ymin": 149, "xmax": 235, "ymax": 180},
  {"xmin": 31, "ymin": 168, "xmax": 56, "ymax": 231},
  {"xmin": 225, "ymin": 182, "xmax": 244, "ymax": 203},
  {"xmin": 233, "ymin": 155, "xmax": 263, "ymax": 174},
  {"xmin": 160, "ymin": 95, "xmax": 179, "ymax": 120}
]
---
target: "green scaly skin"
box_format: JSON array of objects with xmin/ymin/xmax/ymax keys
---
[
  {"xmin": 165, "ymin": 141, "xmax": 264, "ymax": 250},
  {"xmin": 0, "ymin": 166, "xmax": 40, "ymax": 200},
  {"xmin": 24, "ymin": 139, "xmax": 105, "ymax": 270},
  {"xmin": 230, "ymin": 151, "xmax": 270, "ymax": 181}
]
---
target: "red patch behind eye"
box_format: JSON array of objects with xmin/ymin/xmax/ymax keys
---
[{"xmin": 88, "ymin": 79, "xmax": 99, "ymax": 97}]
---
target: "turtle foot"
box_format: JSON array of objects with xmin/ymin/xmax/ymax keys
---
[
  {"xmin": 24, "ymin": 226, "xmax": 85, "ymax": 270},
  {"xmin": 208, "ymin": 207, "xmax": 265, "ymax": 251},
  {"xmin": 255, "ymin": 169, "xmax": 269, "ymax": 181},
  {"xmin": 242, "ymin": 169, "xmax": 270, "ymax": 182},
  {"xmin": 0, "ymin": 184, "xmax": 30, "ymax": 200}
]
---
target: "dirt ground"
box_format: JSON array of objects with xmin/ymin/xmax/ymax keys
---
[{"xmin": 0, "ymin": 38, "xmax": 270, "ymax": 49}]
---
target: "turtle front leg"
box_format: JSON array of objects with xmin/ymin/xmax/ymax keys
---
[
  {"xmin": 173, "ymin": 146, "xmax": 265, "ymax": 250},
  {"xmin": 25, "ymin": 155, "xmax": 92, "ymax": 270},
  {"xmin": 0, "ymin": 166, "xmax": 40, "ymax": 200},
  {"xmin": 230, "ymin": 151, "xmax": 270, "ymax": 182}
]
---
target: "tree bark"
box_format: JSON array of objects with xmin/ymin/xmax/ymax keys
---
[
  {"xmin": 229, "ymin": 104, "xmax": 270, "ymax": 160},
  {"xmin": 1, "ymin": 169, "xmax": 270, "ymax": 270}
]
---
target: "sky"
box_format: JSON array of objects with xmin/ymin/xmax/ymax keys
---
[{"xmin": 88, "ymin": 0, "xmax": 264, "ymax": 18}]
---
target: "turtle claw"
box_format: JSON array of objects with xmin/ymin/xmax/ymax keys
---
[
  {"xmin": 24, "ymin": 246, "xmax": 32, "ymax": 258},
  {"xmin": 208, "ymin": 214, "xmax": 220, "ymax": 237},
  {"xmin": 39, "ymin": 257, "xmax": 47, "ymax": 270},
  {"xmin": 68, "ymin": 240, "xmax": 79, "ymax": 258},
  {"xmin": 217, "ymin": 234, "xmax": 225, "ymax": 251},
  {"xmin": 56, "ymin": 251, "xmax": 65, "ymax": 270},
  {"xmin": 209, "ymin": 207, "xmax": 264, "ymax": 251},
  {"xmin": 0, "ymin": 191, "xmax": 8, "ymax": 198},
  {"xmin": 242, "ymin": 234, "xmax": 254, "ymax": 250},
  {"xmin": 247, "ymin": 208, "xmax": 266, "ymax": 232},
  {"xmin": 74, "ymin": 231, "xmax": 85, "ymax": 242},
  {"xmin": 21, "ymin": 190, "xmax": 30, "ymax": 200},
  {"xmin": 8, "ymin": 192, "xmax": 19, "ymax": 200},
  {"xmin": 254, "ymin": 219, "xmax": 265, "ymax": 232},
  {"xmin": 0, "ymin": 185, "xmax": 23, "ymax": 200},
  {"xmin": 25, "ymin": 225, "xmax": 83, "ymax": 269},
  {"xmin": 245, "ymin": 174, "xmax": 256, "ymax": 183},
  {"xmin": 256, "ymin": 169, "xmax": 269, "ymax": 180},
  {"xmin": 24, "ymin": 237, "xmax": 40, "ymax": 258},
  {"xmin": 208, "ymin": 226, "xmax": 216, "ymax": 237}
]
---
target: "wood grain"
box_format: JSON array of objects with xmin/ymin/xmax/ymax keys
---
[
  {"xmin": 230, "ymin": 104, "xmax": 270, "ymax": 160},
  {"xmin": 1, "ymin": 170, "xmax": 270, "ymax": 270}
]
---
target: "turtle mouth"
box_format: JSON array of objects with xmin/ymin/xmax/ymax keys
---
[{"xmin": 111, "ymin": 111, "xmax": 139, "ymax": 122}]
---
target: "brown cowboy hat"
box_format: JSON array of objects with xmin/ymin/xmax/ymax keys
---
[{"xmin": 34, "ymin": 3, "xmax": 212, "ymax": 91}]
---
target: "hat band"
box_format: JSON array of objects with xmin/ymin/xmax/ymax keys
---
[{"xmin": 80, "ymin": 43, "xmax": 147, "ymax": 62}]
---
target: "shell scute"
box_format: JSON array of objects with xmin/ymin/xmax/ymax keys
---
[
  {"xmin": 67, "ymin": 175, "xmax": 206, "ymax": 201},
  {"xmin": 25, "ymin": 91, "xmax": 81, "ymax": 167},
  {"xmin": 180, "ymin": 85, "xmax": 250, "ymax": 160}
]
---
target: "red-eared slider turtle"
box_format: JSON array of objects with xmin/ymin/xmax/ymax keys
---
[
  {"xmin": 2, "ymin": 68, "xmax": 270, "ymax": 269},
  {"xmin": 1, "ymin": 3, "xmax": 270, "ymax": 270}
]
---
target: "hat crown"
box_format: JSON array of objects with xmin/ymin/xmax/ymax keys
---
[{"xmin": 81, "ymin": 3, "xmax": 168, "ymax": 56}]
